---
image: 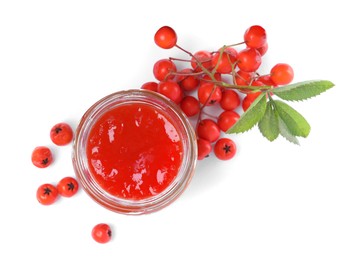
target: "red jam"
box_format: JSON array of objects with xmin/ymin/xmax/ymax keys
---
[{"xmin": 86, "ymin": 103, "xmax": 183, "ymax": 200}]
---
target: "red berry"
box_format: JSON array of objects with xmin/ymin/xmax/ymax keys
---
[
  {"xmin": 217, "ymin": 110, "xmax": 240, "ymax": 132},
  {"xmin": 153, "ymin": 59, "xmax": 177, "ymax": 81},
  {"xmin": 214, "ymin": 138, "xmax": 237, "ymax": 160},
  {"xmin": 158, "ymin": 81, "xmax": 183, "ymax": 104},
  {"xmin": 36, "ymin": 183, "xmax": 58, "ymax": 205},
  {"xmin": 220, "ymin": 89, "xmax": 241, "ymax": 111},
  {"xmin": 270, "ymin": 63, "xmax": 294, "ymax": 85},
  {"xmin": 237, "ymin": 48, "xmax": 262, "ymax": 72},
  {"xmin": 177, "ymin": 68, "xmax": 199, "ymax": 91},
  {"xmin": 197, "ymin": 138, "xmax": 212, "ymax": 160},
  {"xmin": 235, "ymin": 70, "xmax": 254, "ymax": 86},
  {"xmin": 191, "ymin": 50, "xmax": 213, "ymax": 72},
  {"xmin": 200, "ymin": 73, "xmax": 222, "ymax": 86},
  {"xmin": 31, "ymin": 146, "xmax": 53, "ymax": 168},
  {"xmin": 197, "ymin": 83, "xmax": 222, "ymax": 106},
  {"xmin": 50, "ymin": 122, "xmax": 73, "ymax": 146},
  {"xmin": 256, "ymin": 75, "xmax": 275, "ymax": 86},
  {"xmin": 141, "ymin": 81, "xmax": 158, "ymax": 92},
  {"xmin": 92, "ymin": 223, "xmax": 112, "ymax": 244},
  {"xmin": 244, "ymin": 25, "xmax": 267, "ymax": 49},
  {"xmin": 57, "ymin": 176, "xmax": 79, "ymax": 198},
  {"xmin": 256, "ymin": 41, "xmax": 268, "ymax": 56},
  {"xmin": 242, "ymin": 92, "xmax": 261, "ymax": 112},
  {"xmin": 197, "ymin": 119, "xmax": 221, "ymax": 143},
  {"xmin": 180, "ymin": 96, "xmax": 200, "ymax": 117},
  {"xmin": 211, "ymin": 48, "xmax": 237, "ymax": 74},
  {"xmin": 154, "ymin": 26, "xmax": 177, "ymax": 49}
]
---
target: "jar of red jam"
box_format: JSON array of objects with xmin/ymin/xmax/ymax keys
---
[{"xmin": 72, "ymin": 89, "xmax": 197, "ymax": 214}]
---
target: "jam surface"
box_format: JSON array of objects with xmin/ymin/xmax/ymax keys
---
[{"xmin": 86, "ymin": 103, "xmax": 183, "ymax": 200}]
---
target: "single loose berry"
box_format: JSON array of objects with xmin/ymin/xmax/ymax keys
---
[
  {"xmin": 92, "ymin": 223, "xmax": 112, "ymax": 244},
  {"xmin": 214, "ymin": 138, "xmax": 237, "ymax": 160},
  {"xmin": 31, "ymin": 146, "xmax": 53, "ymax": 168},
  {"xmin": 36, "ymin": 183, "xmax": 58, "ymax": 205},
  {"xmin": 50, "ymin": 122, "xmax": 73, "ymax": 146},
  {"xmin": 57, "ymin": 176, "xmax": 79, "ymax": 198},
  {"xmin": 154, "ymin": 26, "xmax": 177, "ymax": 49}
]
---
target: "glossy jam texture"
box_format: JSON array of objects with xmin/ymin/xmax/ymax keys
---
[{"xmin": 86, "ymin": 103, "xmax": 183, "ymax": 200}]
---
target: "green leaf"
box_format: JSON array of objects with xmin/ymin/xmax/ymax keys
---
[
  {"xmin": 274, "ymin": 100, "xmax": 311, "ymax": 137},
  {"xmin": 272, "ymin": 80, "xmax": 334, "ymax": 101},
  {"xmin": 226, "ymin": 93, "xmax": 267, "ymax": 134},
  {"xmin": 278, "ymin": 117, "xmax": 300, "ymax": 145},
  {"xmin": 258, "ymin": 101, "xmax": 279, "ymax": 141}
]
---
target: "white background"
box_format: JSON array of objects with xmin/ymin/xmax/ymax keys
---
[{"xmin": 1, "ymin": 1, "xmax": 358, "ymax": 259}]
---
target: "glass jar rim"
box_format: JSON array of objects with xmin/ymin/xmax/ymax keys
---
[{"xmin": 72, "ymin": 89, "xmax": 197, "ymax": 215}]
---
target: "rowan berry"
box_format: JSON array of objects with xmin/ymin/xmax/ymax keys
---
[
  {"xmin": 211, "ymin": 48, "xmax": 237, "ymax": 74},
  {"xmin": 180, "ymin": 96, "xmax": 200, "ymax": 117},
  {"xmin": 244, "ymin": 25, "xmax": 267, "ymax": 49},
  {"xmin": 217, "ymin": 110, "xmax": 240, "ymax": 132},
  {"xmin": 242, "ymin": 92, "xmax": 261, "ymax": 112},
  {"xmin": 191, "ymin": 50, "xmax": 213, "ymax": 72},
  {"xmin": 50, "ymin": 122, "xmax": 73, "ymax": 146},
  {"xmin": 197, "ymin": 138, "xmax": 212, "ymax": 160},
  {"xmin": 158, "ymin": 81, "xmax": 183, "ymax": 104},
  {"xmin": 36, "ymin": 183, "xmax": 58, "ymax": 205},
  {"xmin": 141, "ymin": 81, "xmax": 158, "ymax": 92},
  {"xmin": 197, "ymin": 83, "xmax": 222, "ymax": 106},
  {"xmin": 92, "ymin": 223, "xmax": 112, "ymax": 244},
  {"xmin": 220, "ymin": 89, "xmax": 241, "ymax": 111},
  {"xmin": 31, "ymin": 146, "xmax": 53, "ymax": 168},
  {"xmin": 153, "ymin": 59, "xmax": 177, "ymax": 81},
  {"xmin": 214, "ymin": 138, "xmax": 237, "ymax": 160},
  {"xmin": 270, "ymin": 63, "xmax": 294, "ymax": 85},
  {"xmin": 197, "ymin": 119, "xmax": 221, "ymax": 143},
  {"xmin": 154, "ymin": 26, "xmax": 177, "ymax": 49},
  {"xmin": 237, "ymin": 48, "xmax": 262, "ymax": 72},
  {"xmin": 177, "ymin": 68, "xmax": 199, "ymax": 91}
]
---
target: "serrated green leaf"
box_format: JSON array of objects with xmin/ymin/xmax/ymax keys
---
[
  {"xmin": 226, "ymin": 93, "xmax": 267, "ymax": 134},
  {"xmin": 258, "ymin": 101, "xmax": 279, "ymax": 141},
  {"xmin": 274, "ymin": 100, "xmax": 310, "ymax": 137},
  {"xmin": 272, "ymin": 80, "xmax": 334, "ymax": 101},
  {"xmin": 278, "ymin": 117, "xmax": 300, "ymax": 145}
]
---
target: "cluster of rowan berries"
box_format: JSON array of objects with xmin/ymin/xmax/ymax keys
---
[
  {"xmin": 30, "ymin": 122, "xmax": 111, "ymax": 243},
  {"xmin": 31, "ymin": 122, "xmax": 79, "ymax": 204},
  {"xmin": 141, "ymin": 25, "xmax": 294, "ymax": 160}
]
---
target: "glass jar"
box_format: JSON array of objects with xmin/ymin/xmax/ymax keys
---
[{"xmin": 72, "ymin": 89, "xmax": 197, "ymax": 215}]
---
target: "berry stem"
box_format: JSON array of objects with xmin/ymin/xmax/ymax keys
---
[
  {"xmin": 169, "ymin": 57, "xmax": 193, "ymax": 63},
  {"xmin": 170, "ymin": 70, "xmax": 206, "ymax": 77},
  {"xmin": 225, "ymin": 41, "xmax": 246, "ymax": 48}
]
